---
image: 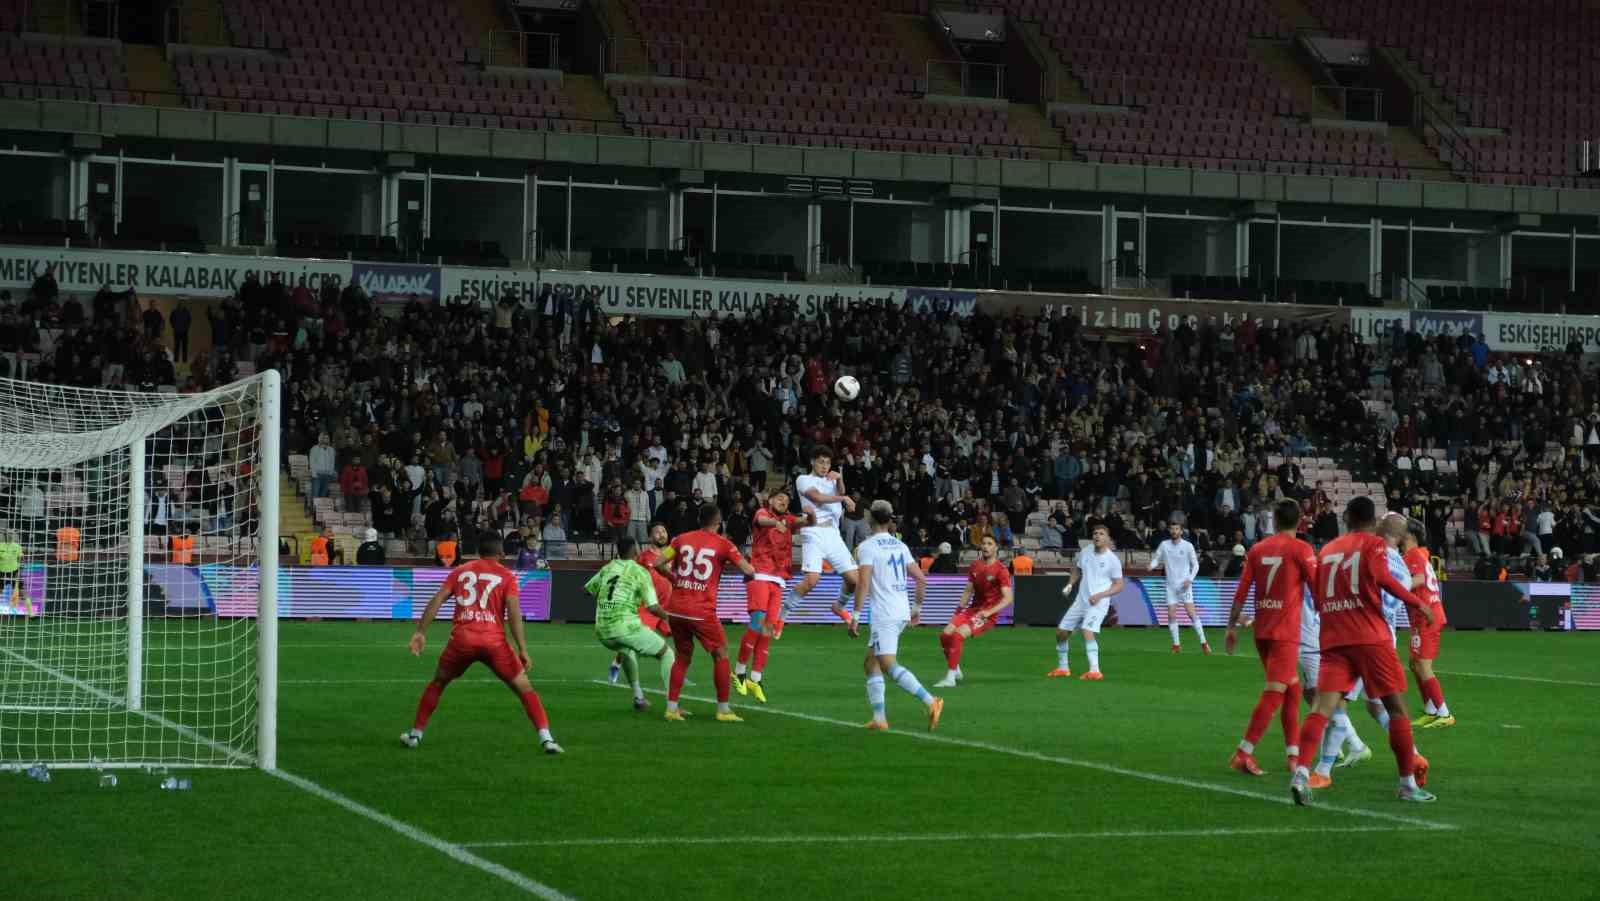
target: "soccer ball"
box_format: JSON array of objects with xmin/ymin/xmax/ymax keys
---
[{"xmin": 834, "ymin": 375, "xmax": 860, "ymax": 401}]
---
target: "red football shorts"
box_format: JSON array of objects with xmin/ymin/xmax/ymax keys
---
[
  {"xmin": 671, "ymin": 609, "xmax": 727, "ymax": 653},
  {"xmin": 950, "ymin": 608, "xmax": 996, "ymax": 638},
  {"xmin": 638, "ymin": 605, "xmax": 673, "ymax": 638},
  {"xmin": 747, "ymin": 579, "xmax": 783, "ymax": 618},
  {"xmin": 1409, "ymin": 619, "xmax": 1443, "ymax": 662},
  {"xmin": 436, "ymin": 636, "xmax": 523, "ymax": 683},
  {"xmin": 1317, "ymin": 643, "xmax": 1406, "ymax": 699},
  {"xmin": 1254, "ymin": 637, "xmax": 1299, "ymax": 685}
]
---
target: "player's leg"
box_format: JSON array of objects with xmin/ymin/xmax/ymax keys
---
[
  {"xmin": 1167, "ymin": 604, "xmax": 1183, "ymax": 651},
  {"xmin": 823, "ymin": 535, "xmax": 859, "ymax": 626},
  {"xmin": 602, "ymin": 636, "xmax": 644, "ymax": 705},
  {"xmin": 745, "ymin": 587, "xmax": 780, "ymax": 701},
  {"xmin": 402, "ymin": 643, "xmax": 470, "ymax": 746},
  {"xmin": 1184, "ymin": 600, "xmax": 1209, "ymax": 652},
  {"xmin": 1365, "ymin": 647, "xmax": 1432, "ymax": 799},
  {"xmin": 700, "ymin": 621, "xmax": 741, "ymax": 722},
  {"xmin": 863, "ymin": 650, "xmax": 889, "ymax": 728},
  {"xmin": 1291, "ymin": 648, "xmax": 1357, "ymax": 805},
  {"xmin": 1410, "ymin": 631, "xmax": 1452, "ymax": 727},
  {"xmin": 608, "ymin": 651, "xmax": 624, "ymax": 684},
  {"xmin": 787, "ymin": 531, "xmax": 825, "ymax": 613},
  {"xmin": 873, "ymin": 619, "xmax": 942, "ymax": 731},
  {"xmin": 503, "ymin": 665, "xmax": 562, "ymax": 754},
  {"xmin": 1079, "ymin": 627, "xmax": 1103, "ymax": 678},
  {"xmin": 1232, "ymin": 640, "xmax": 1294, "ymax": 775},
  {"xmin": 735, "ymin": 582, "xmax": 773, "ymax": 698},
  {"xmin": 665, "ymin": 619, "xmax": 696, "ymax": 720},
  {"xmin": 935, "ymin": 618, "xmax": 971, "ymax": 687}
]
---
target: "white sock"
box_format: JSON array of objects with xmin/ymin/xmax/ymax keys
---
[
  {"xmin": 1400, "ymin": 773, "xmax": 1419, "ymax": 791},
  {"xmin": 1056, "ymin": 639, "xmax": 1071, "ymax": 670},
  {"xmin": 1169, "ymin": 619, "xmax": 1181, "ymax": 645},
  {"xmin": 667, "ymin": 700, "xmax": 680, "ymax": 712},
  {"xmin": 734, "ymin": 661, "xmax": 748, "ymax": 676},
  {"xmin": 889, "ymin": 664, "xmax": 934, "ymax": 703},
  {"xmin": 1238, "ymin": 739, "xmax": 1255, "ymax": 754},
  {"xmin": 1192, "ymin": 622, "xmax": 1207, "ymax": 645},
  {"xmin": 1423, "ymin": 698, "xmax": 1437, "ymax": 715},
  {"xmin": 1371, "ymin": 705, "xmax": 1391, "ymax": 731},
  {"xmin": 537, "ymin": 728, "xmax": 553, "ymax": 743},
  {"xmin": 946, "ymin": 668, "xmax": 959, "ymax": 679},
  {"xmin": 1085, "ymin": 640, "xmax": 1100, "ymax": 674},
  {"xmin": 632, "ymin": 681, "xmax": 644, "ymax": 700},
  {"xmin": 717, "ymin": 701, "xmax": 731, "ymax": 714},
  {"xmin": 406, "ymin": 727, "xmax": 422, "ymax": 738},
  {"xmin": 954, "ymin": 666, "xmax": 963, "ymax": 677},
  {"xmin": 866, "ymin": 673, "xmax": 887, "ymax": 723},
  {"xmin": 750, "ymin": 670, "xmax": 763, "ymax": 684},
  {"xmin": 1435, "ymin": 701, "xmax": 1449, "ymax": 717}
]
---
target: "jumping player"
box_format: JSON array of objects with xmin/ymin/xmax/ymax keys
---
[
  {"xmin": 1402, "ymin": 521, "xmax": 1453, "ymax": 728},
  {"xmin": 588, "ymin": 536, "xmax": 677, "ymax": 710},
  {"xmin": 783, "ymin": 446, "xmax": 858, "ymax": 628},
  {"xmin": 1049, "ymin": 522, "xmax": 1123, "ymax": 680},
  {"xmin": 610, "ymin": 523, "xmax": 676, "ymax": 683},
  {"xmin": 851, "ymin": 501, "xmax": 943, "ymax": 731},
  {"xmin": 1290, "ymin": 497, "xmax": 1436, "ymax": 805},
  {"xmin": 934, "ymin": 534, "xmax": 1013, "ymax": 687},
  {"xmin": 1225, "ymin": 499, "xmax": 1316, "ymax": 776},
  {"xmin": 657, "ymin": 505, "xmax": 757, "ymax": 722},
  {"xmin": 1152, "ymin": 520, "xmax": 1208, "ymax": 653},
  {"xmin": 402, "ymin": 533, "xmax": 562, "ymax": 754},
  {"xmin": 734, "ymin": 492, "xmax": 811, "ymax": 702}
]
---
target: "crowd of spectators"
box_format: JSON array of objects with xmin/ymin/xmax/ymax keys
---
[{"xmin": 7, "ymin": 261, "xmax": 1600, "ymax": 576}]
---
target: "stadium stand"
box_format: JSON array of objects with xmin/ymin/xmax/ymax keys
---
[{"xmin": 0, "ymin": 32, "xmax": 135, "ymax": 104}]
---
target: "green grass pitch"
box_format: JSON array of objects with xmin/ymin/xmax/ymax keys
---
[{"xmin": 4, "ymin": 622, "xmax": 1598, "ymax": 900}]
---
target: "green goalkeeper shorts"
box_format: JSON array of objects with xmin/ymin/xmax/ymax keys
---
[{"xmin": 598, "ymin": 622, "xmax": 667, "ymax": 658}]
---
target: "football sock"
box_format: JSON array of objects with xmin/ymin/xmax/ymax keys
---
[
  {"xmin": 750, "ymin": 670, "xmax": 763, "ymax": 684},
  {"xmin": 736, "ymin": 630, "xmax": 758, "ymax": 670},
  {"xmin": 1192, "ymin": 622, "xmax": 1208, "ymax": 645},
  {"xmin": 1056, "ymin": 639, "xmax": 1071, "ymax": 670},
  {"xmin": 619, "ymin": 651, "xmax": 641, "ymax": 699},
  {"xmin": 888, "ymin": 664, "xmax": 934, "ymax": 704},
  {"xmin": 1423, "ymin": 698, "xmax": 1437, "ymax": 715},
  {"xmin": 1280, "ymin": 685, "xmax": 1301, "ymax": 753},
  {"xmin": 713, "ymin": 656, "xmax": 732, "ymax": 704},
  {"xmin": 941, "ymin": 631, "xmax": 965, "ymax": 670},
  {"xmin": 668, "ymin": 649, "xmax": 690, "ymax": 702},
  {"xmin": 537, "ymin": 728, "xmax": 554, "ymax": 743},
  {"xmin": 1295, "ymin": 712, "xmax": 1330, "ymax": 778},
  {"xmin": 1242, "ymin": 689, "xmax": 1284, "ymax": 746},
  {"xmin": 1168, "ymin": 619, "xmax": 1182, "ymax": 645},
  {"xmin": 1388, "ymin": 716, "xmax": 1417, "ymax": 777},
  {"xmin": 1085, "ymin": 639, "xmax": 1100, "ymax": 673},
  {"xmin": 412, "ymin": 679, "xmax": 445, "ymax": 731},
  {"xmin": 519, "ymin": 689, "xmax": 550, "ymax": 731},
  {"xmin": 658, "ymin": 647, "xmax": 675, "ymax": 694},
  {"xmin": 753, "ymin": 634, "xmax": 772, "ymax": 673},
  {"xmin": 1421, "ymin": 677, "xmax": 1447, "ymax": 716},
  {"xmin": 1435, "ymin": 700, "xmax": 1450, "ymax": 717},
  {"xmin": 1371, "ymin": 704, "xmax": 1391, "ymax": 731},
  {"xmin": 866, "ymin": 673, "xmax": 887, "ymax": 723},
  {"xmin": 1335, "ymin": 710, "xmax": 1366, "ymax": 753}
]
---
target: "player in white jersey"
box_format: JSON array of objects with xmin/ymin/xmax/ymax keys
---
[
  {"xmin": 783, "ymin": 445, "xmax": 859, "ymax": 628},
  {"xmin": 1151, "ymin": 520, "xmax": 1209, "ymax": 654},
  {"xmin": 850, "ymin": 501, "xmax": 943, "ymax": 731},
  {"xmin": 1049, "ymin": 523, "xmax": 1124, "ymax": 681}
]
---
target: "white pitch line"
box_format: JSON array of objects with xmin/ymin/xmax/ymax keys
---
[
  {"xmin": 269, "ymin": 769, "xmax": 575, "ymax": 901},
  {"xmin": 281, "ymin": 678, "xmax": 596, "ymax": 685},
  {"xmin": 1132, "ymin": 646, "xmax": 1600, "ymax": 687},
  {"xmin": 460, "ymin": 824, "xmax": 1409, "ymax": 850},
  {"xmin": 604, "ymin": 682, "xmax": 1458, "ymax": 832},
  {"xmin": 0, "ymin": 647, "xmax": 574, "ymax": 900}
]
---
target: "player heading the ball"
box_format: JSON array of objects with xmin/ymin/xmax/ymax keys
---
[
  {"xmin": 402, "ymin": 533, "xmax": 562, "ymax": 755},
  {"xmin": 783, "ymin": 445, "xmax": 860, "ymax": 629}
]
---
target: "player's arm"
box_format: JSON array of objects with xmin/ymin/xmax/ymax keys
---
[
  {"xmin": 728, "ymin": 545, "xmax": 756, "ymax": 578},
  {"xmin": 409, "ymin": 580, "xmax": 452, "ymax": 655},
  {"xmin": 1148, "ymin": 546, "xmax": 1164, "ymax": 572},
  {"xmin": 754, "ymin": 509, "xmax": 781, "ymax": 529},
  {"xmin": 652, "ymin": 546, "xmax": 676, "ymax": 578},
  {"xmin": 908, "ymin": 557, "xmax": 928, "ymax": 626},
  {"xmin": 1371, "ymin": 550, "xmax": 1433, "ymax": 626},
  {"xmin": 504, "ymin": 584, "xmax": 531, "ymax": 671},
  {"xmin": 1093, "ymin": 576, "xmax": 1125, "ymax": 604},
  {"xmin": 977, "ymin": 583, "xmax": 1014, "ymax": 622},
  {"xmin": 1225, "ymin": 554, "xmax": 1254, "ymax": 655},
  {"xmin": 850, "ymin": 560, "xmax": 871, "ymax": 638},
  {"xmin": 636, "ymin": 572, "xmax": 668, "ymax": 621},
  {"xmin": 957, "ymin": 576, "xmax": 975, "ymax": 611}
]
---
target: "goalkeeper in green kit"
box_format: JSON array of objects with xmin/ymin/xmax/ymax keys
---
[{"xmin": 588, "ymin": 536, "xmax": 677, "ymax": 710}]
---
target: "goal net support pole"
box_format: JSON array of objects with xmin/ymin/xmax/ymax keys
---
[
  {"xmin": 127, "ymin": 435, "xmax": 145, "ymax": 713},
  {"xmin": 257, "ymin": 369, "xmax": 280, "ymax": 771}
]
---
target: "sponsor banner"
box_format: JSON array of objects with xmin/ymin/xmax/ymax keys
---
[
  {"xmin": 441, "ymin": 265, "xmax": 909, "ymax": 319},
  {"xmin": 1484, "ymin": 313, "xmax": 1600, "ymax": 354},
  {"xmin": 987, "ymin": 293, "xmax": 1350, "ymax": 333},
  {"xmin": 1350, "ymin": 309, "xmax": 1485, "ymax": 345},
  {"xmin": 0, "ymin": 244, "xmax": 348, "ymax": 298},
  {"xmin": 352, "ymin": 261, "xmax": 440, "ymax": 301}
]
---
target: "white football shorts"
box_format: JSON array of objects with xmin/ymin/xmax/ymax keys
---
[{"xmin": 800, "ymin": 526, "xmax": 858, "ymax": 575}]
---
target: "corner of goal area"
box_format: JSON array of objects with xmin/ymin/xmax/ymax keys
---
[{"xmin": 593, "ymin": 680, "xmax": 1461, "ymax": 835}]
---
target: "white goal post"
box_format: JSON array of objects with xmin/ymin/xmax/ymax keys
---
[{"xmin": 0, "ymin": 371, "xmax": 279, "ymax": 770}]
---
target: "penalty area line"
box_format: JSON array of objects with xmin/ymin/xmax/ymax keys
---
[
  {"xmin": 598, "ymin": 682, "xmax": 1459, "ymax": 833},
  {"xmin": 459, "ymin": 824, "xmax": 1411, "ymax": 849}
]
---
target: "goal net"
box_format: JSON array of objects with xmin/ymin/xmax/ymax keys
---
[{"xmin": 0, "ymin": 372, "xmax": 280, "ymax": 770}]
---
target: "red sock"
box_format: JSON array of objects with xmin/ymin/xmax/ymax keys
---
[
  {"xmin": 1243, "ymin": 689, "xmax": 1284, "ymax": 745},
  {"xmin": 412, "ymin": 680, "xmax": 445, "ymax": 731},
  {"xmin": 668, "ymin": 648, "xmax": 690, "ymax": 702},
  {"xmin": 713, "ymin": 656, "xmax": 732, "ymax": 703},
  {"xmin": 1280, "ymin": 685, "xmax": 1302, "ymax": 751},
  {"xmin": 753, "ymin": 633, "xmax": 772, "ymax": 672},
  {"xmin": 519, "ymin": 689, "xmax": 549, "ymax": 731},
  {"xmin": 940, "ymin": 631, "xmax": 965, "ymax": 670},
  {"xmin": 1388, "ymin": 716, "xmax": 1416, "ymax": 777},
  {"xmin": 737, "ymin": 629, "xmax": 759, "ymax": 667},
  {"xmin": 1421, "ymin": 677, "xmax": 1445, "ymax": 710},
  {"xmin": 1296, "ymin": 712, "xmax": 1329, "ymax": 767}
]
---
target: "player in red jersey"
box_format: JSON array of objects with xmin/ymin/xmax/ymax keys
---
[
  {"xmin": 654, "ymin": 504, "xmax": 757, "ymax": 722},
  {"xmin": 1290, "ymin": 497, "xmax": 1436, "ymax": 805},
  {"xmin": 1225, "ymin": 499, "xmax": 1317, "ymax": 776},
  {"xmin": 733, "ymin": 492, "xmax": 811, "ymax": 703},
  {"xmin": 402, "ymin": 533, "xmax": 562, "ymax": 754},
  {"xmin": 1401, "ymin": 521, "xmax": 1453, "ymax": 729},
  {"xmin": 609, "ymin": 522, "xmax": 677, "ymax": 684},
  {"xmin": 934, "ymin": 534, "xmax": 1014, "ymax": 688}
]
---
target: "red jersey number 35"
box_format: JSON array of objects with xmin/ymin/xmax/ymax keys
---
[{"xmin": 676, "ymin": 547, "xmax": 717, "ymax": 581}]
